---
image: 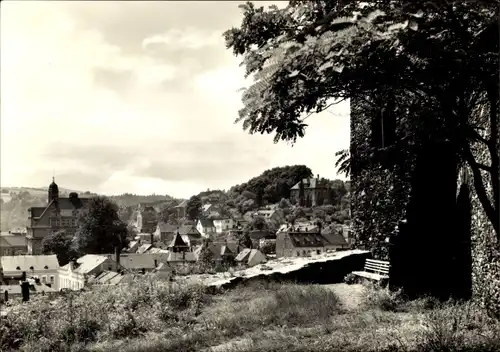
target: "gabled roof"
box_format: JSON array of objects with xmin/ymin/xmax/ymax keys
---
[
  {"xmin": 178, "ymin": 225, "xmax": 202, "ymax": 238},
  {"xmin": 198, "ymin": 219, "xmax": 215, "ymax": 228},
  {"xmin": 1, "ymin": 255, "xmax": 59, "ymax": 272},
  {"xmin": 136, "ymin": 243, "xmax": 153, "ymax": 254},
  {"xmin": 288, "ymin": 233, "xmax": 327, "ymax": 248},
  {"xmin": 175, "ymin": 199, "xmax": 188, "ymax": 208},
  {"xmin": 118, "ymin": 254, "xmax": 156, "ymax": 270},
  {"xmin": 235, "ymin": 248, "xmax": 252, "ymax": 262},
  {"xmin": 94, "ymin": 271, "xmax": 135, "ymax": 285},
  {"xmin": 169, "ymin": 232, "xmax": 188, "ymax": 248},
  {"xmin": 220, "ymin": 245, "xmax": 234, "ymax": 257},
  {"xmin": 290, "ymin": 177, "xmax": 327, "ymax": 190},
  {"xmin": 249, "ymin": 230, "xmax": 271, "ymax": 240},
  {"xmin": 166, "ymin": 251, "xmax": 197, "ymax": 262},
  {"xmin": 61, "ymin": 254, "xmax": 110, "ymax": 274},
  {"xmin": 157, "ymin": 222, "xmax": 177, "ymax": 233},
  {"xmin": 0, "ymin": 237, "xmax": 12, "ymax": 247},
  {"xmin": 29, "ymin": 197, "xmax": 90, "ymax": 223},
  {"xmin": 320, "ymin": 231, "xmax": 348, "ymax": 246}
]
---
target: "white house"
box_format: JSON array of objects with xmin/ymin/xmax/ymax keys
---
[
  {"xmin": 59, "ymin": 254, "xmax": 119, "ymax": 291},
  {"xmin": 1, "ymin": 255, "xmax": 60, "ymax": 289},
  {"xmin": 196, "ymin": 219, "xmax": 216, "ymax": 238},
  {"xmin": 213, "ymin": 218, "xmax": 234, "ymax": 234}
]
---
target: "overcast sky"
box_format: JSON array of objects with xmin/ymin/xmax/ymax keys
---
[{"xmin": 1, "ymin": 1, "xmax": 350, "ymax": 199}]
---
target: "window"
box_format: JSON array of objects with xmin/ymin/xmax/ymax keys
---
[
  {"xmin": 42, "ymin": 276, "xmax": 46, "ymax": 284},
  {"xmin": 371, "ymin": 96, "xmax": 396, "ymax": 149},
  {"xmin": 317, "ymin": 250, "xmax": 321, "ymax": 255},
  {"xmin": 50, "ymin": 276, "xmax": 54, "ymax": 284},
  {"xmin": 296, "ymin": 251, "xmax": 300, "ymax": 257}
]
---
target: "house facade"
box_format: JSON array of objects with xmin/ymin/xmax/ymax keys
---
[
  {"xmin": 196, "ymin": 219, "xmax": 216, "ymax": 238},
  {"xmin": 275, "ymin": 226, "xmax": 347, "ymax": 258},
  {"xmin": 59, "ymin": 254, "xmax": 119, "ymax": 291},
  {"xmin": 213, "ymin": 218, "xmax": 234, "ymax": 234},
  {"xmin": 178, "ymin": 225, "xmax": 203, "ymax": 245},
  {"xmin": 0, "ymin": 233, "xmax": 27, "ymax": 256},
  {"xmin": 26, "ymin": 179, "xmax": 90, "ymax": 255},
  {"xmin": 289, "ymin": 176, "xmax": 329, "ymax": 206},
  {"xmin": 174, "ymin": 199, "xmax": 188, "ymax": 219},
  {"xmin": 154, "ymin": 222, "xmax": 177, "ymax": 243},
  {"xmin": 1, "ymin": 255, "xmax": 60, "ymax": 289}
]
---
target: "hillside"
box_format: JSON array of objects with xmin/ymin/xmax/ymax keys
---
[
  {"xmin": 0, "ymin": 165, "xmax": 349, "ymax": 231},
  {"xmin": 0, "ymin": 187, "xmax": 176, "ymax": 231}
]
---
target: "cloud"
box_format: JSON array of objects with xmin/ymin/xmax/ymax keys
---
[{"xmin": 1, "ymin": 1, "xmax": 350, "ymax": 199}]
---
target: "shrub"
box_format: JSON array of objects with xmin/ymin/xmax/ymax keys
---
[
  {"xmin": 418, "ymin": 301, "xmax": 500, "ymax": 352},
  {"xmin": 361, "ymin": 283, "xmax": 407, "ymax": 312},
  {"xmin": 344, "ymin": 273, "xmax": 358, "ymax": 285}
]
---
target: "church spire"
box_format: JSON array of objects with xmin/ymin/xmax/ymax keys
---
[{"xmin": 48, "ymin": 177, "xmax": 59, "ymax": 203}]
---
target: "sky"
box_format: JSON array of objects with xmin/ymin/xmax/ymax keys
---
[{"xmin": 0, "ymin": 1, "xmax": 350, "ymax": 199}]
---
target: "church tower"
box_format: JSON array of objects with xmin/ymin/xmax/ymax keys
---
[{"xmin": 48, "ymin": 177, "xmax": 59, "ymax": 203}]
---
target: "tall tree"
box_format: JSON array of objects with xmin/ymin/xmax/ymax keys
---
[
  {"xmin": 75, "ymin": 196, "xmax": 129, "ymax": 255},
  {"xmin": 224, "ymin": 0, "xmax": 499, "ymax": 239},
  {"xmin": 186, "ymin": 195, "xmax": 202, "ymax": 221},
  {"xmin": 41, "ymin": 230, "xmax": 77, "ymax": 266}
]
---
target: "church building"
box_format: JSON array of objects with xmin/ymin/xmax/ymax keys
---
[{"xmin": 26, "ymin": 179, "xmax": 90, "ymax": 255}]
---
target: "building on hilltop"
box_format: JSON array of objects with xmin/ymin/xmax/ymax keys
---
[
  {"xmin": 289, "ymin": 175, "xmax": 329, "ymax": 207},
  {"xmin": 26, "ymin": 178, "xmax": 90, "ymax": 255}
]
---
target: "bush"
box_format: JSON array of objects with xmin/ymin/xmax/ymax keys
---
[
  {"xmin": 344, "ymin": 273, "xmax": 358, "ymax": 285},
  {"xmin": 418, "ymin": 301, "xmax": 500, "ymax": 352},
  {"xmin": 361, "ymin": 283, "xmax": 407, "ymax": 312}
]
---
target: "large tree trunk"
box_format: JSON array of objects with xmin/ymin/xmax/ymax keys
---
[{"xmin": 393, "ymin": 141, "xmax": 460, "ymax": 299}]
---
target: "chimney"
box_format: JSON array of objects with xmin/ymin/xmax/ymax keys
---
[{"xmin": 114, "ymin": 246, "xmax": 121, "ymax": 267}]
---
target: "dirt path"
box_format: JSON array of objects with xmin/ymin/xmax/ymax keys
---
[{"xmin": 324, "ymin": 283, "xmax": 365, "ymax": 310}]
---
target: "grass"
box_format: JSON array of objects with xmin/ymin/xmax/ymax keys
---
[{"xmin": 1, "ymin": 279, "xmax": 499, "ymax": 352}]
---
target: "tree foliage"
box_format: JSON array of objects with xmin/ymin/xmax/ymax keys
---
[
  {"xmin": 74, "ymin": 196, "xmax": 129, "ymax": 256},
  {"xmin": 41, "ymin": 230, "xmax": 77, "ymax": 266},
  {"xmin": 186, "ymin": 196, "xmax": 203, "ymax": 221},
  {"xmin": 224, "ymin": 0, "xmax": 499, "ymax": 238}
]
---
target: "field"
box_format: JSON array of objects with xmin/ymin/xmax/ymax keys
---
[{"xmin": 1, "ymin": 279, "xmax": 499, "ymax": 352}]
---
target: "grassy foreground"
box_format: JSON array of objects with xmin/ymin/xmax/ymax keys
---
[{"xmin": 1, "ymin": 278, "xmax": 499, "ymax": 352}]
